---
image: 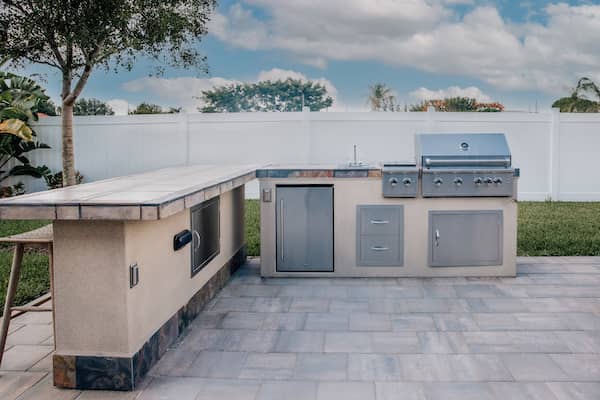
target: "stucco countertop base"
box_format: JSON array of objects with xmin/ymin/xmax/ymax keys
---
[{"xmin": 0, "ymin": 164, "xmax": 258, "ymax": 221}]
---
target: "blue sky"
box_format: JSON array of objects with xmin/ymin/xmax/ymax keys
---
[{"xmin": 20, "ymin": 0, "xmax": 600, "ymax": 113}]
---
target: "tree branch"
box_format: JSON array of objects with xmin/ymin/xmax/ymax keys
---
[{"xmin": 63, "ymin": 45, "xmax": 102, "ymax": 105}]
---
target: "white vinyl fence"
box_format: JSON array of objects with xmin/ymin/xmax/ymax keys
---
[{"xmin": 24, "ymin": 108, "xmax": 600, "ymax": 201}]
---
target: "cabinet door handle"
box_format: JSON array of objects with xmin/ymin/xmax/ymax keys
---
[
  {"xmin": 279, "ymin": 199, "xmax": 284, "ymax": 261},
  {"xmin": 370, "ymin": 219, "xmax": 390, "ymax": 225},
  {"xmin": 371, "ymin": 246, "xmax": 390, "ymax": 251},
  {"xmin": 435, "ymin": 229, "xmax": 440, "ymax": 247},
  {"xmin": 192, "ymin": 230, "xmax": 201, "ymax": 250}
]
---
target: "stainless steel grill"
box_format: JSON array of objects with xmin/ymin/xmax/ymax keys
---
[{"xmin": 416, "ymin": 133, "xmax": 518, "ymax": 197}]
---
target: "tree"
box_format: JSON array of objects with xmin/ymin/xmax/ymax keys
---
[
  {"xmin": 73, "ymin": 98, "xmax": 114, "ymax": 116},
  {"xmin": 200, "ymin": 79, "xmax": 333, "ymax": 112},
  {"xmin": 409, "ymin": 97, "xmax": 504, "ymax": 112},
  {"xmin": 552, "ymin": 77, "xmax": 600, "ymax": 112},
  {"xmin": 368, "ymin": 83, "xmax": 400, "ymax": 111},
  {"xmin": 1, "ymin": 0, "xmax": 217, "ymax": 185},
  {"xmin": 131, "ymin": 102, "xmax": 164, "ymax": 114}
]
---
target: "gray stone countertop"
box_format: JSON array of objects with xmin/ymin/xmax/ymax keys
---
[{"xmin": 0, "ymin": 164, "xmax": 259, "ymax": 221}]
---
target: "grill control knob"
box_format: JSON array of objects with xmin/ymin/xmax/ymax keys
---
[
  {"xmin": 453, "ymin": 177, "xmax": 463, "ymax": 186},
  {"xmin": 402, "ymin": 177, "xmax": 412, "ymax": 186},
  {"xmin": 484, "ymin": 177, "xmax": 493, "ymax": 185},
  {"xmin": 388, "ymin": 177, "xmax": 399, "ymax": 187},
  {"xmin": 433, "ymin": 177, "xmax": 443, "ymax": 186},
  {"xmin": 473, "ymin": 177, "xmax": 483, "ymax": 185},
  {"xmin": 493, "ymin": 177, "xmax": 503, "ymax": 185}
]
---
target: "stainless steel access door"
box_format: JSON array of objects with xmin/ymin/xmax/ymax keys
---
[
  {"xmin": 429, "ymin": 210, "xmax": 503, "ymax": 267},
  {"xmin": 276, "ymin": 186, "xmax": 334, "ymax": 272}
]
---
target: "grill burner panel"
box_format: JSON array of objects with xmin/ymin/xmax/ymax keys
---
[
  {"xmin": 422, "ymin": 170, "xmax": 514, "ymax": 197},
  {"xmin": 382, "ymin": 163, "xmax": 418, "ymax": 198},
  {"xmin": 416, "ymin": 133, "xmax": 516, "ymax": 198}
]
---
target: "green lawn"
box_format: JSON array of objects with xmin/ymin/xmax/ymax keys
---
[
  {"xmin": 245, "ymin": 199, "xmax": 260, "ymax": 257},
  {"xmin": 1, "ymin": 201, "xmax": 599, "ymax": 311},
  {"xmin": 517, "ymin": 202, "xmax": 600, "ymax": 256},
  {"xmin": 0, "ymin": 220, "xmax": 50, "ymax": 313}
]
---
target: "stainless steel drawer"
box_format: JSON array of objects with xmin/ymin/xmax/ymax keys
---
[
  {"xmin": 358, "ymin": 235, "xmax": 402, "ymax": 266},
  {"xmin": 358, "ymin": 205, "xmax": 403, "ymax": 236}
]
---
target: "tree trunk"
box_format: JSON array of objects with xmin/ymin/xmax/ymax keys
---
[{"xmin": 61, "ymin": 102, "xmax": 76, "ymax": 186}]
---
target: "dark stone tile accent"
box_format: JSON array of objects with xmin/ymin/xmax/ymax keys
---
[
  {"xmin": 257, "ymin": 168, "xmax": 383, "ymax": 178},
  {"xmin": 53, "ymin": 245, "xmax": 247, "ymax": 391},
  {"xmin": 289, "ymin": 170, "xmax": 334, "ymax": 178},
  {"xmin": 333, "ymin": 170, "xmax": 368, "ymax": 178},
  {"xmin": 53, "ymin": 354, "xmax": 76, "ymax": 389},
  {"xmin": 75, "ymin": 356, "xmax": 133, "ymax": 391}
]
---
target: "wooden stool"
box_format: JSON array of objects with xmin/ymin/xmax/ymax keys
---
[{"xmin": 0, "ymin": 225, "xmax": 53, "ymax": 366}]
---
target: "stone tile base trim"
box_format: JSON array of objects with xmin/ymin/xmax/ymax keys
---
[{"xmin": 53, "ymin": 245, "xmax": 247, "ymax": 391}]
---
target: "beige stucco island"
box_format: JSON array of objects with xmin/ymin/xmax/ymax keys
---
[
  {"xmin": 0, "ymin": 142, "xmax": 519, "ymax": 391},
  {"xmin": 0, "ymin": 165, "xmax": 257, "ymax": 391}
]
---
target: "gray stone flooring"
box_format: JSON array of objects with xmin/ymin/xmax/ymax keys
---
[{"xmin": 2, "ymin": 256, "xmax": 600, "ymax": 399}]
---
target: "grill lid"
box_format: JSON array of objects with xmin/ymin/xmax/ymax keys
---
[{"xmin": 416, "ymin": 133, "xmax": 511, "ymax": 169}]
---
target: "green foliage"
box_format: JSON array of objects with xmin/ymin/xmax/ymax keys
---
[
  {"xmin": 552, "ymin": 77, "xmax": 600, "ymax": 112},
  {"xmin": 40, "ymin": 168, "xmax": 84, "ymax": 189},
  {"xmin": 0, "ymin": 71, "xmax": 48, "ymax": 122},
  {"xmin": 0, "ymin": 0, "xmax": 217, "ymax": 75},
  {"xmin": 200, "ymin": 79, "xmax": 334, "ymax": 112},
  {"xmin": 37, "ymin": 98, "xmax": 58, "ymax": 116},
  {"xmin": 0, "ymin": 71, "xmax": 51, "ymax": 194},
  {"xmin": 131, "ymin": 102, "xmax": 164, "ymax": 114},
  {"xmin": 73, "ymin": 98, "xmax": 114, "ymax": 116},
  {"xmin": 245, "ymin": 199, "xmax": 260, "ymax": 257},
  {"xmin": 409, "ymin": 97, "xmax": 504, "ymax": 112},
  {"xmin": 368, "ymin": 83, "xmax": 400, "ymax": 111}
]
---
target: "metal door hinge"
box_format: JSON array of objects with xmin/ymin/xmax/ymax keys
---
[{"xmin": 129, "ymin": 263, "xmax": 139, "ymax": 288}]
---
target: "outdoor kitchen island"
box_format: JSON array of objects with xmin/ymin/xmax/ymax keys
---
[
  {"xmin": 258, "ymin": 134, "xmax": 519, "ymax": 279},
  {"xmin": 0, "ymin": 164, "xmax": 257, "ymax": 391}
]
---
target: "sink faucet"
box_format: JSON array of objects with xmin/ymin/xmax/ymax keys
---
[{"xmin": 348, "ymin": 144, "xmax": 363, "ymax": 167}]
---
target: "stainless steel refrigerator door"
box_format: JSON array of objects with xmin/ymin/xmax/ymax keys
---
[
  {"xmin": 429, "ymin": 210, "xmax": 503, "ymax": 267},
  {"xmin": 276, "ymin": 186, "xmax": 334, "ymax": 272}
]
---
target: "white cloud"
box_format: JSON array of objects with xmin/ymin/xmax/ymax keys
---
[
  {"xmin": 209, "ymin": 1, "xmax": 600, "ymax": 95},
  {"xmin": 410, "ymin": 86, "xmax": 492, "ymax": 102},
  {"xmin": 106, "ymin": 99, "xmax": 130, "ymax": 116},
  {"xmin": 121, "ymin": 68, "xmax": 339, "ymax": 111}
]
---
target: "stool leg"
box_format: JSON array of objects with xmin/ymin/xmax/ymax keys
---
[{"xmin": 0, "ymin": 243, "xmax": 24, "ymax": 366}]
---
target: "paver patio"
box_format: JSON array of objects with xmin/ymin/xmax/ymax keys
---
[{"xmin": 2, "ymin": 256, "xmax": 600, "ymax": 399}]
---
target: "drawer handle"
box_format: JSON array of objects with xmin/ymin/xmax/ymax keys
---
[
  {"xmin": 371, "ymin": 246, "xmax": 390, "ymax": 251},
  {"xmin": 370, "ymin": 219, "xmax": 390, "ymax": 225}
]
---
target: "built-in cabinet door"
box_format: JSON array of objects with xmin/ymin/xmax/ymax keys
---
[
  {"xmin": 276, "ymin": 186, "xmax": 333, "ymax": 272},
  {"xmin": 191, "ymin": 197, "xmax": 220, "ymax": 276},
  {"xmin": 429, "ymin": 210, "xmax": 503, "ymax": 267}
]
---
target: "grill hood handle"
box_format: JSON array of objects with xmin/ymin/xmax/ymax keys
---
[{"xmin": 424, "ymin": 157, "xmax": 510, "ymax": 168}]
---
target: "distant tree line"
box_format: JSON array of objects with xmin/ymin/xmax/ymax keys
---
[
  {"xmin": 199, "ymin": 79, "xmax": 333, "ymax": 112},
  {"xmin": 367, "ymin": 83, "xmax": 504, "ymax": 112}
]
